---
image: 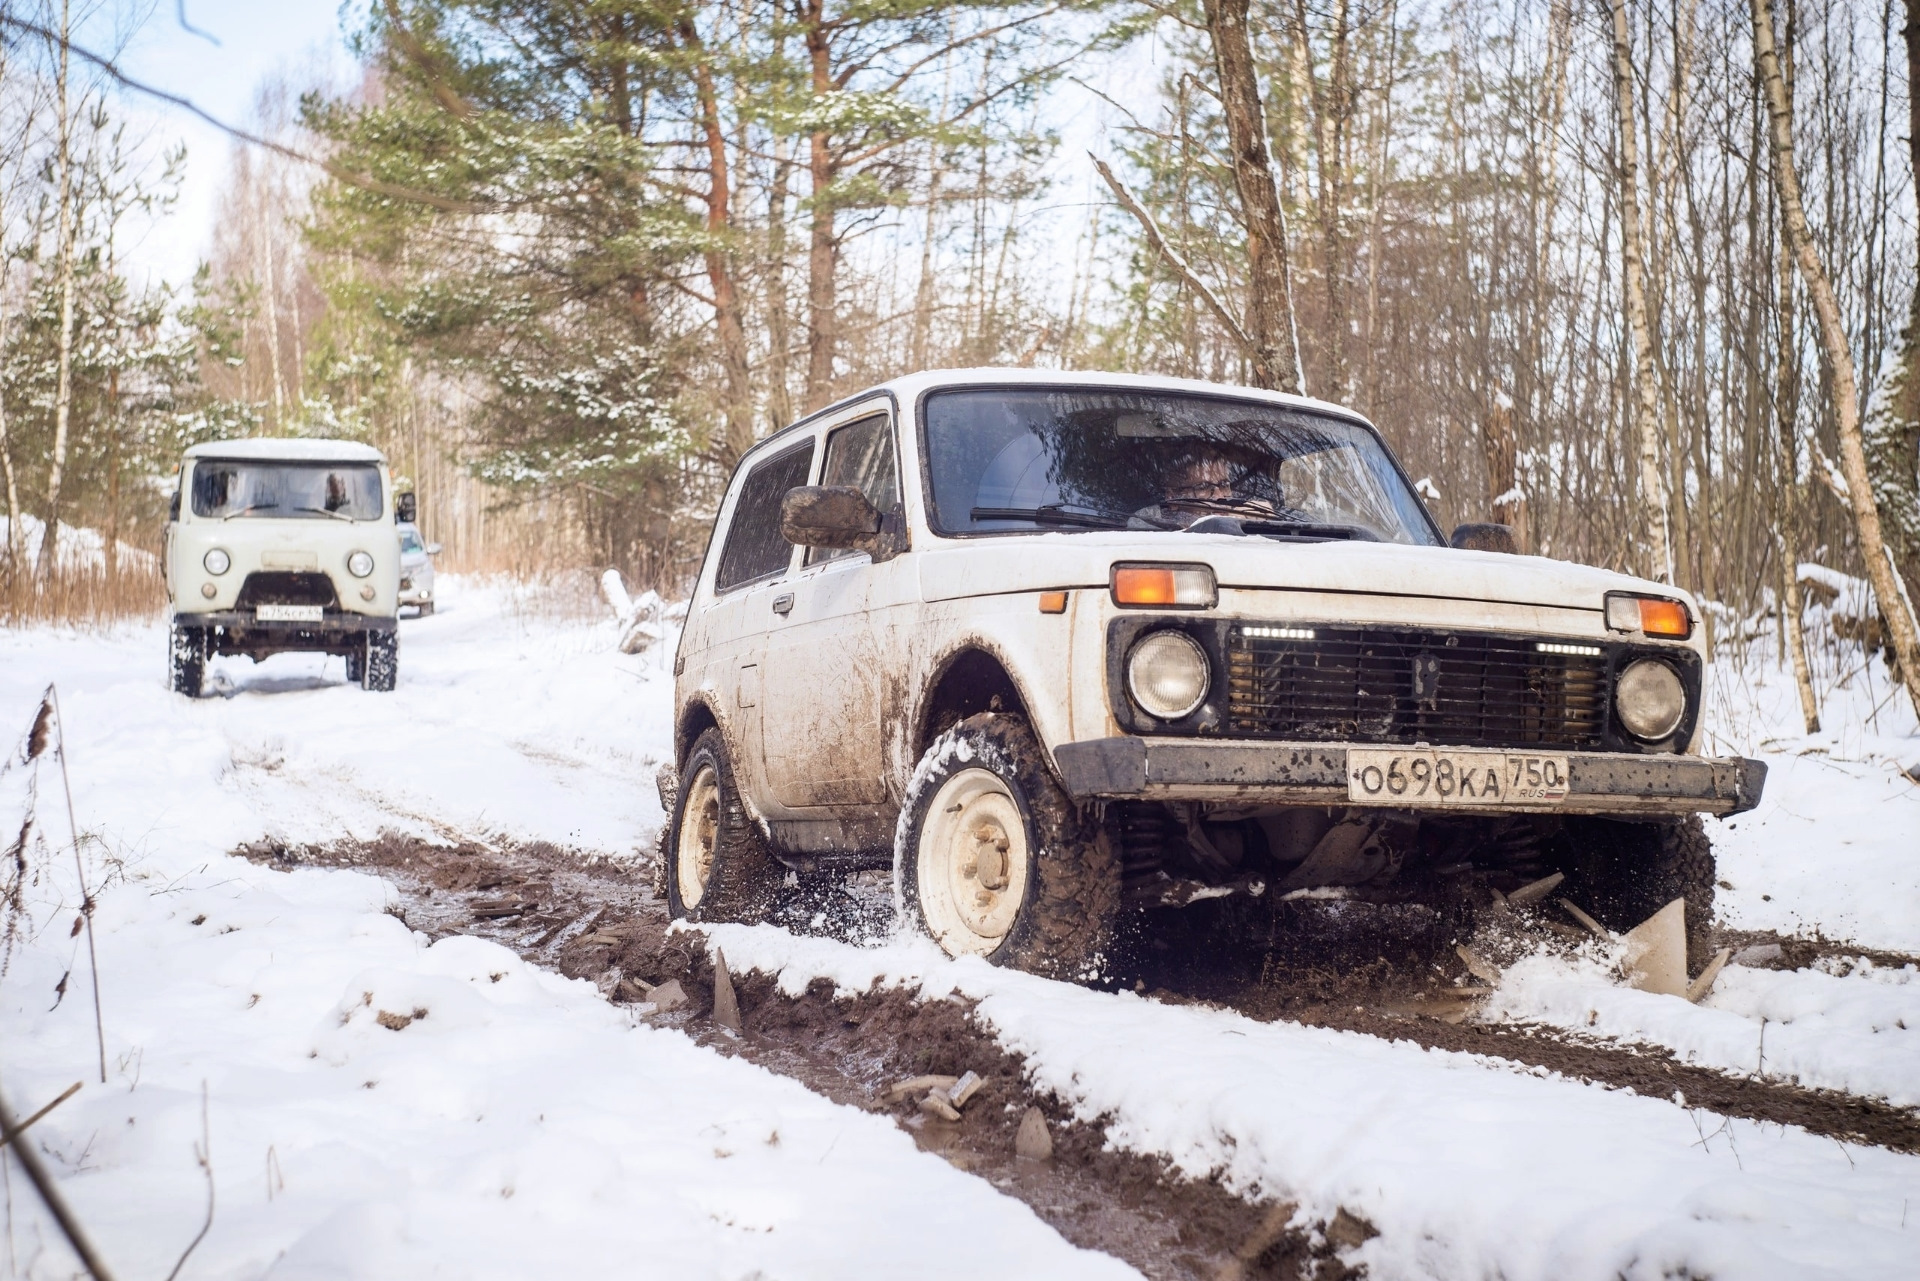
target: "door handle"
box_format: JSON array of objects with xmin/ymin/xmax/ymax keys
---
[{"xmin": 772, "ymin": 593, "xmax": 794, "ymax": 616}]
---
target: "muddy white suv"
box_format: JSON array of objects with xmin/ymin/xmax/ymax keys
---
[
  {"xmin": 164, "ymin": 439, "xmax": 403, "ymax": 695},
  {"xmin": 665, "ymin": 370, "xmax": 1764, "ymax": 978}
]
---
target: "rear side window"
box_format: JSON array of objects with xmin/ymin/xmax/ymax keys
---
[
  {"xmin": 806, "ymin": 413, "xmax": 898, "ymax": 565},
  {"xmin": 715, "ymin": 442, "xmax": 814, "ymax": 592}
]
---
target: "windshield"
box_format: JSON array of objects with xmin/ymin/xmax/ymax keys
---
[
  {"xmin": 400, "ymin": 527, "xmax": 425, "ymax": 554},
  {"xmin": 190, "ymin": 460, "xmax": 383, "ymax": 521},
  {"xmin": 922, "ymin": 388, "xmax": 1440, "ymax": 545}
]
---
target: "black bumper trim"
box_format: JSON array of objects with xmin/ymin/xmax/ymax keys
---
[
  {"xmin": 1052, "ymin": 738, "xmax": 1767, "ymax": 817},
  {"xmin": 177, "ymin": 611, "xmax": 396, "ymax": 634}
]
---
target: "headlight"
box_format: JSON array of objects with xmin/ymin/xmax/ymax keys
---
[
  {"xmin": 1615, "ymin": 658, "xmax": 1686, "ymax": 741},
  {"xmin": 203, "ymin": 548, "xmax": 230, "ymax": 575},
  {"xmin": 1127, "ymin": 630, "xmax": 1210, "ymax": 720},
  {"xmin": 347, "ymin": 551, "xmax": 375, "ymax": 578}
]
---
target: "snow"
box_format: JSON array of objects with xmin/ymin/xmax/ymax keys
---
[
  {"xmin": 4, "ymin": 512, "xmax": 157, "ymax": 573},
  {"xmin": 0, "ymin": 579, "xmax": 1132, "ymax": 1280},
  {"xmin": 702, "ymin": 924, "xmax": 1920, "ymax": 1281},
  {"xmin": 1, "ymin": 572, "xmax": 1917, "ymax": 1279},
  {"xmin": 1485, "ymin": 945, "xmax": 1920, "ymax": 1106}
]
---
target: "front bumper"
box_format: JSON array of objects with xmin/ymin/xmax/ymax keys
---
[
  {"xmin": 1052, "ymin": 738, "xmax": 1766, "ymax": 818},
  {"xmin": 175, "ymin": 610, "xmax": 396, "ymax": 657}
]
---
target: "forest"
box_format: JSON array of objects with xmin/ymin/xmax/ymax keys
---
[{"xmin": 2, "ymin": 0, "xmax": 1918, "ymax": 717}]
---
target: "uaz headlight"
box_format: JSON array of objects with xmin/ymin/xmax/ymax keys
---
[
  {"xmin": 1127, "ymin": 630, "xmax": 1210, "ymax": 720},
  {"xmin": 347, "ymin": 550, "xmax": 375, "ymax": 578},
  {"xmin": 1615, "ymin": 657, "xmax": 1686, "ymax": 741},
  {"xmin": 203, "ymin": 548, "xmax": 230, "ymax": 575}
]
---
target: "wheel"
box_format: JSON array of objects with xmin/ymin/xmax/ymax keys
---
[
  {"xmin": 1556, "ymin": 815, "xmax": 1716, "ymax": 969},
  {"xmin": 417, "ymin": 600, "xmax": 435, "ymax": 617},
  {"xmin": 344, "ymin": 642, "xmax": 365, "ymax": 684},
  {"xmin": 362, "ymin": 630, "xmax": 398, "ymax": 691},
  {"xmin": 895, "ymin": 713, "xmax": 1120, "ymax": 981},
  {"xmin": 665, "ymin": 728, "xmax": 781, "ymax": 923},
  {"xmin": 168, "ymin": 624, "xmax": 207, "ymax": 697}
]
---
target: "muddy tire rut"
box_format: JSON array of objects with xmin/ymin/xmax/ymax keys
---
[{"xmin": 239, "ymin": 834, "xmax": 1920, "ymax": 1277}]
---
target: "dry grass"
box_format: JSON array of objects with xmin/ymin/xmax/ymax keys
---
[{"xmin": 0, "ymin": 558, "xmax": 166, "ymax": 629}]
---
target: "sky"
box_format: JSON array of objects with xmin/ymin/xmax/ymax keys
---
[{"xmin": 94, "ymin": 0, "xmax": 352, "ymax": 289}]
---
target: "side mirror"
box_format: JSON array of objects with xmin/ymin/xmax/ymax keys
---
[
  {"xmin": 1449, "ymin": 522, "xmax": 1517, "ymax": 554},
  {"xmin": 425, "ymin": 543, "xmax": 442, "ymax": 556},
  {"xmin": 780, "ymin": 485, "xmax": 901, "ymax": 562},
  {"xmin": 395, "ymin": 492, "xmax": 418, "ymax": 524}
]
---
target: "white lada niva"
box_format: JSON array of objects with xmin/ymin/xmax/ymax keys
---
[
  {"xmin": 664, "ymin": 370, "xmax": 1764, "ymax": 979},
  {"xmin": 164, "ymin": 438, "xmax": 404, "ymax": 695}
]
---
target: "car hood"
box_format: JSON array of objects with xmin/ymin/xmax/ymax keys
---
[{"xmin": 916, "ymin": 531, "xmax": 1677, "ymax": 614}]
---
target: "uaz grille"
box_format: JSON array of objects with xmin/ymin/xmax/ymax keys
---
[{"xmin": 1226, "ymin": 625, "xmax": 1607, "ymax": 749}]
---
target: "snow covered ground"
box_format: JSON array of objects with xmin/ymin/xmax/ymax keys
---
[{"xmin": 1, "ymin": 574, "xmax": 1917, "ymax": 1279}]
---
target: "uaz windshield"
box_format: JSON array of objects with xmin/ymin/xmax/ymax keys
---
[
  {"xmin": 922, "ymin": 388, "xmax": 1440, "ymax": 545},
  {"xmin": 191, "ymin": 460, "xmax": 383, "ymax": 521}
]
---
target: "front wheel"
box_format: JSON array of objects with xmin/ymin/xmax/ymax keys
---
[
  {"xmin": 361, "ymin": 631, "xmax": 398, "ymax": 692},
  {"xmin": 895, "ymin": 713, "xmax": 1120, "ymax": 981},
  {"xmin": 1556, "ymin": 815, "xmax": 1716, "ymax": 969},
  {"xmin": 168, "ymin": 624, "xmax": 207, "ymax": 697},
  {"xmin": 665, "ymin": 728, "xmax": 781, "ymax": 923}
]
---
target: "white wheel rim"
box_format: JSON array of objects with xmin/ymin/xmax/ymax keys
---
[
  {"xmin": 916, "ymin": 768, "xmax": 1030, "ymax": 957},
  {"xmin": 676, "ymin": 765, "xmax": 721, "ymax": 911}
]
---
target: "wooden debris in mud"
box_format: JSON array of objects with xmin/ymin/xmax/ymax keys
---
[
  {"xmin": 1014, "ymin": 1107, "xmax": 1053, "ymax": 1161},
  {"xmin": 712, "ymin": 949, "xmax": 742, "ymax": 1032}
]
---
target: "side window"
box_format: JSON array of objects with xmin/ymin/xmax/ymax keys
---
[
  {"xmin": 715, "ymin": 441, "xmax": 814, "ymax": 592},
  {"xmin": 806, "ymin": 413, "xmax": 899, "ymax": 565}
]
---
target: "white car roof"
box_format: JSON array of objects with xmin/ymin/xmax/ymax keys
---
[
  {"xmin": 184, "ymin": 437, "xmax": 386, "ymax": 463},
  {"xmin": 756, "ymin": 367, "xmax": 1376, "ymax": 457}
]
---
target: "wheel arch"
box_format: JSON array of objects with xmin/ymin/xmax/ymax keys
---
[
  {"xmin": 675, "ymin": 697, "xmax": 723, "ymax": 773},
  {"xmin": 912, "ymin": 643, "xmax": 1040, "ymax": 763}
]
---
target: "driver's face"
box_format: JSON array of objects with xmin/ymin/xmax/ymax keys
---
[{"xmin": 1168, "ymin": 454, "xmax": 1232, "ymax": 502}]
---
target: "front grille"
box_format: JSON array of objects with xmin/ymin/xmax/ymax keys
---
[
  {"xmin": 1225, "ymin": 625, "xmax": 1607, "ymax": 749},
  {"xmin": 236, "ymin": 572, "xmax": 339, "ymax": 610}
]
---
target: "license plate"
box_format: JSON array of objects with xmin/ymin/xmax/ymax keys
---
[
  {"xmin": 256, "ymin": 604, "xmax": 322, "ymax": 622},
  {"xmin": 1347, "ymin": 747, "xmax": 1570, "ymax": 806}
]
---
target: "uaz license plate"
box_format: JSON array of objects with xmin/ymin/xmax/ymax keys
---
[
  {"xmin": 1347, "ymin": 747, "xmax": 1570, "ymax": 806},
  {"xmin": 256, "ymin": 604, "xmax": 323, "ymax": 622}
]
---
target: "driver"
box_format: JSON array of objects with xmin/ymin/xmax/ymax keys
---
[{"xmin": 1131, "ymin": 450, "xmax": 1275, "ymax": 529}]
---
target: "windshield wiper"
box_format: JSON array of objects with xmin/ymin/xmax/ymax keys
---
[
  {"xmin": 970, "ymin": 503, "xmax": 1171, "ymax": 530},
  {"xmin": 1240, "ymin": 519, "xmax": 1382, "ymax": 542},
  {"xmin": 294, "ymin": 506, "xmax": 357, "ymax": 522},
  {"xmin": 221, "ymin": 503, "xmax": 279, "ymax": 520}
]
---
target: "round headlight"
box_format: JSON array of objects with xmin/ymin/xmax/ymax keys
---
[
  {"xmin": 203, "ymin": 548, "xmax": 231, "ymax": 575},
  {"xmin": 1615, "ymin": 658, "xmax": 1686, "ymax": 741},
  {"xmin": 1127, "ymin": 630, "xmax": 1210, "ymax": 721},
  {"xmin": 347, "ymin": 551, "xmax": 375, "ymax": 578}
]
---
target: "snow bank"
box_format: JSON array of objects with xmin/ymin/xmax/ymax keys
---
[
  {"xmin": 3, "ymin": 512, "xmax": 156, "ymax": 572},
  {"xmin": 1485, "ymin": 948, "xmax": 1920, "ymax": 1106},
  {"xmin": 703, "ymin": 924, "xmax": 1920, "ymax": 1281}
]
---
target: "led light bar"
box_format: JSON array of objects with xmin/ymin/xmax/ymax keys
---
[
  {"xmin": 1536, "ymin": 641, "xmax": 1602, "ymax": 657},
  {"xmin": 1241, "ymin": 626, "xmax": 1316, "ymax": 640}
]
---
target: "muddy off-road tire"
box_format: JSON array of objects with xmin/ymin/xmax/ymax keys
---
[
  {"xmin": 169, "ymin": 624, "xmax": 207, "ymax": 698},
  {"xmin": 895, "ymin": 713, "xmax": 1121, "ymax": 982},
  {"xmin": 666, "ymin": 729, "xmax": 782, "ymax": 923},
  {"xmin": 344, "ymin": 644, "xmax": 365, "ymax": 684},
  {"xmin": 1556, "ymin": 815, "xmax": 1716, "ymax": 967},
  {"xmin": 362, "ymin": 631, "xmax": 398, "ymax": 692}
]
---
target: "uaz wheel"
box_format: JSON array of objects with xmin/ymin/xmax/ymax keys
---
[
  {"xmin": 895, "ymin": 713, "xmax": 1120, "ymax": 981},
  {"xmin": 665, "ymin": 728, "xmax": 781, "ymax": 923},
  {"xmin": 169, "ymin": 624, "xmax": 207, "ymax": 697}
]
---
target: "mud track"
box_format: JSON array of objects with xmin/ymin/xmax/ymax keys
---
[{"xmin": 239, "ymin": 834, "xmax": 1920, "ymax": 1276}]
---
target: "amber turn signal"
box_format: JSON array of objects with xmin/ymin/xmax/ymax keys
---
[
  {"xmin": 1038, "ymin": 591, "xmax": 1068, "ymax": 614},
  {"xmin": 1111, "ymin": 563, "xmax": 1217, "ymax": 609},
  {"xmin": 1604, "ymin": 592, "xmax": 1692, "ymax": 639},
  {"xmin": 1637, "ymin": 597, "xmax": 1690, "ymax": 638}
]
